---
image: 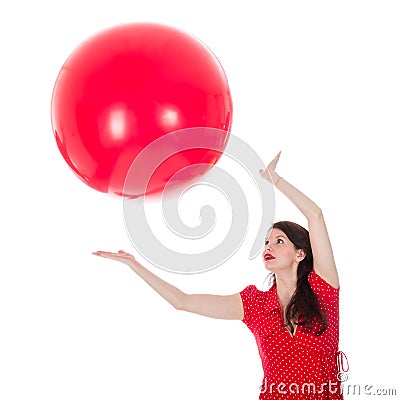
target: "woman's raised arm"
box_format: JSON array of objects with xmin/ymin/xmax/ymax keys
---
[
  {"xmin": 93, "ymin": 250, "xmax": 244, "ymax": 320},
  {"xmin": 260, "ymin": 152, "xmax": 340, "ymax": 288}
]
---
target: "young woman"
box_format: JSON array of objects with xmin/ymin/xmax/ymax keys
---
[{"xmin": 93, "ymin": 152, "xmax": 346, "ymax": 399}]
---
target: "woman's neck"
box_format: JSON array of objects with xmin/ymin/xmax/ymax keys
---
[{"xmin": 275, "ymin": 271, "xmax": 297, "ymax": 308}]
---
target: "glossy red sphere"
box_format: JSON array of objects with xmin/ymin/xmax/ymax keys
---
[{"xmin": 51, "ymin": 23, "xmax": 233, "ymax": 197}]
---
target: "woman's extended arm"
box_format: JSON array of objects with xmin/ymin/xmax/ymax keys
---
[
  {"xmin": 93, "ymin": 250, "xmax": 244, "ymax": 320},
  {"xmin": 260, "ymin": 152, "xmax": 340, "ymax": 288}
]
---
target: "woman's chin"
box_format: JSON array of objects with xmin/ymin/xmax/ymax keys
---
[{"xmin": 264, "ymin": 262, "xmax": 276, "ymax": 272}]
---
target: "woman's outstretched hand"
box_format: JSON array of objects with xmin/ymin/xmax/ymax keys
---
[
  {"xmin": 92, "ymin": 250, "xmax": 138, "ymax": 268},
  {"xmin": 259, "ymin": 151, "xmax": 281, "ymax": 186}
]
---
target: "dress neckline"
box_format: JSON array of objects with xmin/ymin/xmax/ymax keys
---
[{"xmin": 271, "ymin": 283, "xmax": 299, "ymax": 340}]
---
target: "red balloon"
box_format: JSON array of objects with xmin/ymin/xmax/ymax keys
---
[{"xmin": 51, "ymin": 23, "xmax": 233, "ymax": 197}]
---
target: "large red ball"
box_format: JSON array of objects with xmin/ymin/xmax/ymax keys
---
[{"xmin": 51, "ymin": 23, "xmax": 233, "ymax": 197}]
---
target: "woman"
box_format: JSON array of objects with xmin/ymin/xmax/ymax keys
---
[{"xmin": 93, "ymin": 152, "xmax": 346, "ymax": 399}]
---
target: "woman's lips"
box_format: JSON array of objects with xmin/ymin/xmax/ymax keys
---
[{"xmin": 264, "ymin": 254, "xmax": 275, "ymax": 261}]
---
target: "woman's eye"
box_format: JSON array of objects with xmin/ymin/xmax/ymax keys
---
[
  {"xmin": 265, "ymin": 240, "xmax": 269, "ymax": 246},
  {"xmin": 277, "ymin": 239, "xmax": 283, "ymax": 244}
]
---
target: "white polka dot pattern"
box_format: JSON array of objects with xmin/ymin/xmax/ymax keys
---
[{"xmin": 240, "ymin": 269, "xmax": 344, "ymax": 399}]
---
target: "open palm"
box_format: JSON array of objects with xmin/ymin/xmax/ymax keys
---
[{"xmin": 259, "ymin": 151, "xmax": 281, "ymax": 184}]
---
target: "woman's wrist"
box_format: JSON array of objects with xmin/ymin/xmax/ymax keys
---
[
  {"xmin": 128, "ymin": 259, "xmax": 141, "ymax": 271},
  {"xmin": 273, "ymin": 174, "xmax": 282, "ymax": 188}
]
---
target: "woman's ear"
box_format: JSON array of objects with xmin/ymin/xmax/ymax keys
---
[{"xmin": 296, "ymin": 249, "xmax": 306, "ymax": 262}]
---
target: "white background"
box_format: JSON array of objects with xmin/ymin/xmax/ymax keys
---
[{"xmin": 1, "ymin": 1, "xmax": 399, "ymax": 399}]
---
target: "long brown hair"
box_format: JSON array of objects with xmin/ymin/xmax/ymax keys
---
[{"xmin": 269, "ymin": 221, "xmax": 328, "ymax": 335}]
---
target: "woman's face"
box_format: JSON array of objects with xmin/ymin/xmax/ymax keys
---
[{"xmin": 262, "ymin": 228, "xmax": 304, "ymax": 272}]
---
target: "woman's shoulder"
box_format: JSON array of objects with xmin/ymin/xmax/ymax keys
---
[
  {"xmin": 240, "ymin": 283, "xmax": 278, "ymax": 308},
  {"xmin": 239, "ymin": 283, "xmax": 279, "ymax": 326},
  {"xmin": 240, "ymin": 283, "xmax": 276, "ymax": 296},
  {"xmin": 308, "ymin": 269, "xmax": 340, "ymax": 300}
]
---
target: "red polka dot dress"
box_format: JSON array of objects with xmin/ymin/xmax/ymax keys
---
[{"xmin": 240, "ymin": 269, "xmax": 344, "ymax": 399}]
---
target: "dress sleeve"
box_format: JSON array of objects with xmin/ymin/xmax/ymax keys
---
[
  {"xmin": 239, "ymin": 285, "xmax": 259, "ymax": 328},
  {"xmin": 308, "ymin": 269, "xmax": 339, "ymax": 305}
]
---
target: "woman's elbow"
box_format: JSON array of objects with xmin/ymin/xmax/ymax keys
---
[{"xmin": 309, "ymin": 206, "xmax": 323, "ymax": 220}]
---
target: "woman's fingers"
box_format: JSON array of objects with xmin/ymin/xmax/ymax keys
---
[
  {"xmin": 93, "ymin": 251, "xmax": 120, "ymax": 258},
  {"xmin": 259, "ymin": 169, "xmax": 271, "ymax": 182},
  {"xmin": 259, "ymin": 151, "xmax": 282, "ymax": 182},
  {"xmin": 92, "ymin": 251, "xmax": 108, "ymax": 256},
  {"xmin": 93, "ymin": 250, "xmax": 135, "ymax": 263},
  {"xmin": 268, "ymin": 151, "xmax": 281, "ymax": 171}
]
